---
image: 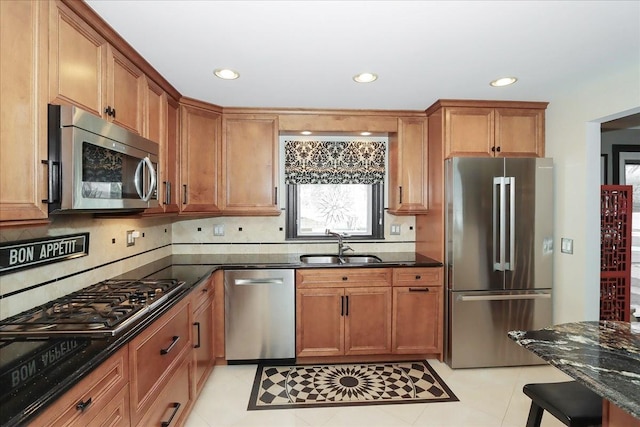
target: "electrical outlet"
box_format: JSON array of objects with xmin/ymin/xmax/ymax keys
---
[
  {"xmin": 214, "ymin": 224, "xmax": 225, "ymax": 236},
  {"xmin": 390, "ymin": 224, "xmax": 401, "ymax": 235},
  {"xmin": 561, "ymin": 238, "xmax": 573, "ymax": 254},
  {"xmin": 126, "ymin": 230, "xmax": 135, "ymax": 247}
]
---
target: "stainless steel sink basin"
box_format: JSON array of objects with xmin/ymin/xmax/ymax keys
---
[{"xmin": 299, "ymin": 254, "xmax": 382, "ymax": 264}]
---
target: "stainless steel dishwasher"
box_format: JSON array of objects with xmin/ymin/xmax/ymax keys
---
[{"xmin": 224, "ymin": 269, "xmax": 295, "ymax": 362}]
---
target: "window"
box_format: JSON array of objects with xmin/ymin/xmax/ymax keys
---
[{"xmin": 284, "ymin": 138, "xmax": 385, "ymax": 240}]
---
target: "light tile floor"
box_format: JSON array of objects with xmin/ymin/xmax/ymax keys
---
[{"xmin": 185, "ymin": 360, "xmax": 574, "ymax": 427}]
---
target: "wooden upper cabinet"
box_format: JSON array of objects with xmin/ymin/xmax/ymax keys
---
[
  {"xmin": 428, "ymin": 100, "xmax": 547, "ymax": 158},
  {"xmin": 220, "ymin": 114, "xmax": 280, "ymax": 216},
  {"xmin": 444, "ymin": 107, "xmax": 495, "ymax": 158},
  {"xmin": 50, "ymin": 0, "xmax": 144, "ymax": 135},
  {"xmin": 162, "ymin": 97, "xmax": 180, "ymax": 213},
  {"xmin": 106, "ymin": 46, "xmax": 144, "ymax": 134},
  {"xmin": 0, "ymin": 0, "xmax": 50, "ymax": 225},
  {"xmin": 49, "ymin": 0, "xmax": 107, "ymax": 117},
  {"xmin": 495, "ymin": 108, "xmax": 545, "ymax": 157},
  {"xmin": 180, "ymin": 100, "xmax": 222, "ymax": 214},
  {"xmin": 388, "ymin": 117, "xmax": 429, "ymax": 215}
]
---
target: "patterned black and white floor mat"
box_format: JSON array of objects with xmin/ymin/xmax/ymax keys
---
[{"xmin": 248, "ymin": 360, "xmax": 458, "ymax": 410}]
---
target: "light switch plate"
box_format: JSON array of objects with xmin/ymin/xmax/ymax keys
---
[
  {"xmin": 213, "ymin": 224, "xmax": 225, "ymax": 236},
  {"xmin": 561, "ymin": 238, "xmax": 573, "ymax": 254},
  {"xmin": 126, "ymin": 230, "xmax": 135, "ymax": 247},
  {"xmin": 390, "ymin": 224, "xmax": 401, "ymax": 235}
]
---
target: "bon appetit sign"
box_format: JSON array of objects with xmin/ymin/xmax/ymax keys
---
[{"xmin": 0, "ymin": 233, "xmax": 89, "ymax": 275}]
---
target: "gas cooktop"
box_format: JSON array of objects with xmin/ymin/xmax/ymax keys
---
[{"xmin": 0, "ymin": 278, "xmax": 184, "ymax": 338}]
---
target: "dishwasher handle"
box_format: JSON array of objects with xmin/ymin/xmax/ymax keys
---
[{"xmin": 233, "ymin": 278, "xmax": 285, "ymax": 285}]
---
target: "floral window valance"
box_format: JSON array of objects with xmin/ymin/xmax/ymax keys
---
[{"xmin": 284, "ymin": 140, "xmax": 385, "ymax": 184}]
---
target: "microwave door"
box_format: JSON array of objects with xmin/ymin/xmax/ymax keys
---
[{"xmin": 73, "ymin": 130, "xmax": 156, "ymax": 210}]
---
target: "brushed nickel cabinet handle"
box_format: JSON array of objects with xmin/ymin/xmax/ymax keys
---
[{"xmin": 160, "ymin": 335, "xmax": 180, "ymax": 355}]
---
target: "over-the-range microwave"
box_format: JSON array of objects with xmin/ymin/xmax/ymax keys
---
[{"xmin": 46, "ymin": 104, "xmax": 159, "ymax": 213}]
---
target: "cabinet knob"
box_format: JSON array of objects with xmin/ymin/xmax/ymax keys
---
[
  {"xmin": 342, "ymin": 276, "xmax": 348, "ymax": 281},
  {"xmin": 491, "ymin": 146, "xmax": 496, "ymax": 152},
  {"xmin": 496, "ymin": 146, "xmax": 501, "ymax": 152},
  {"xmin": 415, "ymin": 275, "xmax": 421, "ymax": 280}
]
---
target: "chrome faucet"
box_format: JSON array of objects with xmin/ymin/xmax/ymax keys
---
[{"xmin": 325, "ymin": 229, "xmax": 353, "ymax": 257}]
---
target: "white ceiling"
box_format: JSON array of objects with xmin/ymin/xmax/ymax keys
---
[{"xmin": 85, "ymin": 1, "xmax": 639, "ymax": 111}]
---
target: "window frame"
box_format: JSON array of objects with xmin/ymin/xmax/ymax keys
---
[{"xmin": 285, "ymin": 183, "xmax": 385, "ymax": 240}]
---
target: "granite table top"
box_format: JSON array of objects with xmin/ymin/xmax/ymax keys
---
[{"xmin": 508, "ymin": 321, "xmax": 640, "ymax": 420}]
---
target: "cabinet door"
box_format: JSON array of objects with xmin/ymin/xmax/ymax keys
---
[
  {"xmin": 296, "ymin": 287, "xmax": 344, "ymax": 357},
  {"xmin": 106, "ymin": 46, "xmax": 144, "ymax": 135},
  {"xmin": 180, "ymin": 104, "xmax": 221, "ymax": 214},
  {"xmin": 344, "ymin": 287, "xmax": 392, "ymax": 355},
  {"xmin": 0, "ymin": 0, "xmax": 49, "ymax": 224},
  {"xmin": 134, "ymin": 354, "xmax": 193, "ymax": 427},
  {"xmin": 495, "ymin": 108, "xmax": 545, "ymax": 157},
  {"xmin": 388, "ymin": 117, "xmax": 428, "ymax": 214},
  {"xmin": 444, "ymin": 107, "xmax": 495, "ymax": 158},
  {"xmin": 49, "ymin": 0, "xmax": 107, "ymax": 117},
  {"xmin": 129, "ymin": 299, "xmax": 191, "ymax": 426},
  {"xmin": 142, "ymin": 78, "xmax": 167, "ymax": 215},
  {"xmin": 392, "ymin": 286, "xmax": 442, "ymax": 354},
  {"xmin": 163, "ymin": 98, "xmax": 180, "ymax": 213},
  {"xmin": 193, "ymin": 297, "xmax": 214, "ymax": 395},
  {"xmin": 29, "ymin": 346, "xmax": 129, "ymax": 427},
  {"xmin": 221, "ymin": 114, "xmax": 280, "ymax": 215}
]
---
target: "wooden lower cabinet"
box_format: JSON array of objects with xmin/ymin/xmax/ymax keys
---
[
  {"xmin": 296, "ymin": 267, "xmax": 444, "ymax": 360},
  {"xmin": 129, "ymin": 297, "xmax": 191, "ymax": 426},
  {"xmin": 296, "ymin": 269, "xmax": 392, "ymax": 358},
  {"xmin": 134, "ymin": 353, "xmax": 193, "ymax": 427},
  {"xmin": 604, "ymin": 400, "xmax": 640, "ymax": 427},
  {"xmin": 192, "ymin": 276, "xmax": 215, "ymax": 395},
  {"xmin": 392, "ymin": 268, "xmax": 443, "ymax": 357},
  {"xmin": 30, "ymin": 346, "xmax": 129, "ymax": 427}
]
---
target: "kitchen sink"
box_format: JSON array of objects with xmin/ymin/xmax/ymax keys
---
[{"xmin": 299, "ymin": 254, "xmax": 382, "ymax": 264}]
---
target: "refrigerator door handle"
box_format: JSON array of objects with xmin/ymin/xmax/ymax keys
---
[
  {"xmin": 458, "ymin": 292, "xmax": 551, "ymax": 302},
  {"xmin": 493, "ymin": 176, "xmax": 506, "ymax": 271},
  {"xmin": 504, "ymin": 176, "xmax": 516, "ymax": 270}
]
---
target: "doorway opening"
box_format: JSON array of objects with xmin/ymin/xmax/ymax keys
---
[{"xmin": 601, "ymin": 114, "xmax": 640, "ymax": 321}]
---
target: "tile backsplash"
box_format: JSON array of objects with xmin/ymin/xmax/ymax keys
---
[
  {"xmin": 0, "ymin": 214, "xmax": 173, "ymax": 320},
  {"xmin": 0, "ymin": 212, "xmax": 415, "ymax": 320}
]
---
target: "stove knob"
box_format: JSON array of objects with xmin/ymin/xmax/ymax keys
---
[
  {"xmin": 148, "ymin": 289, "xmax": 156, "ymax": 299},
  {"xmin": 128, "ymin": 294, "xmax": 138, "ymax": 303}
]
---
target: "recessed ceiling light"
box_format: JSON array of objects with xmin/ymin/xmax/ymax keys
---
[
  {"xmin": 353, "ymin": 72, "xmax": 378, "ymax": 83},
  {"xmin": 301, "ymin": 131, "xmax": 312, "ymax": 135},
  {"xmin": 214, "ymin": 68, "xmax": 240, "ymax": 80},
  {"xmin": 360, "ymin": 132, "xmax": 372, "ymax": 136},
  {"xmin": 490, "ymin": 77, "xmax": 517, "ymax": 87}
]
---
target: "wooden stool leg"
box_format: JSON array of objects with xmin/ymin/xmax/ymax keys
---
[{"xmin": 526, "ymin": 402, "xmax": 545, "ymax": 427}]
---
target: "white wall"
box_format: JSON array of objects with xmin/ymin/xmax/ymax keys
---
[{"xmin": 546, "ymin": 63, "xmax": 640, "ymax": 323}]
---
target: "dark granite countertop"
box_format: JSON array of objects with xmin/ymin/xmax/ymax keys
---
[
  {"xmin": 508, "ymin": 321, "xmax": 640, "ymax": 420},
  {"xmin": 0, "ymin": 252, "xmax": 441, "ymax": 426}
]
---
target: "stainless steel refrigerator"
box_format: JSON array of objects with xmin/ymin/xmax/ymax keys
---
[{"xmin": 445, "ymin": 157, "xmax": 554, "ymax": 368}]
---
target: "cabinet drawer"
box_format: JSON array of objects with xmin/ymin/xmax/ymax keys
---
[
  {"xmin": 30, "ymin": 346, "xmax": 129, "ymax": 427},
  {"xmin": 86, "ymin": 385, "xmax": 130, "ymax": 427},
  {"xmin": 297, "ymin": 268, "xmax": 392, "ymax": 288},
  {"xmin": 129, "ymin": 298, "xmax": 191, "ymax": 424},
  {"xmin": 192, "ymin": 274, "xmax": 214, "ymax": 311},
  {"xmin": 135, "ymin": 354, "xmax": 192, "ymax": 427},
  {"xmin": 392, "ymin": 267, "xmax": 442, "ymax": 287}
]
